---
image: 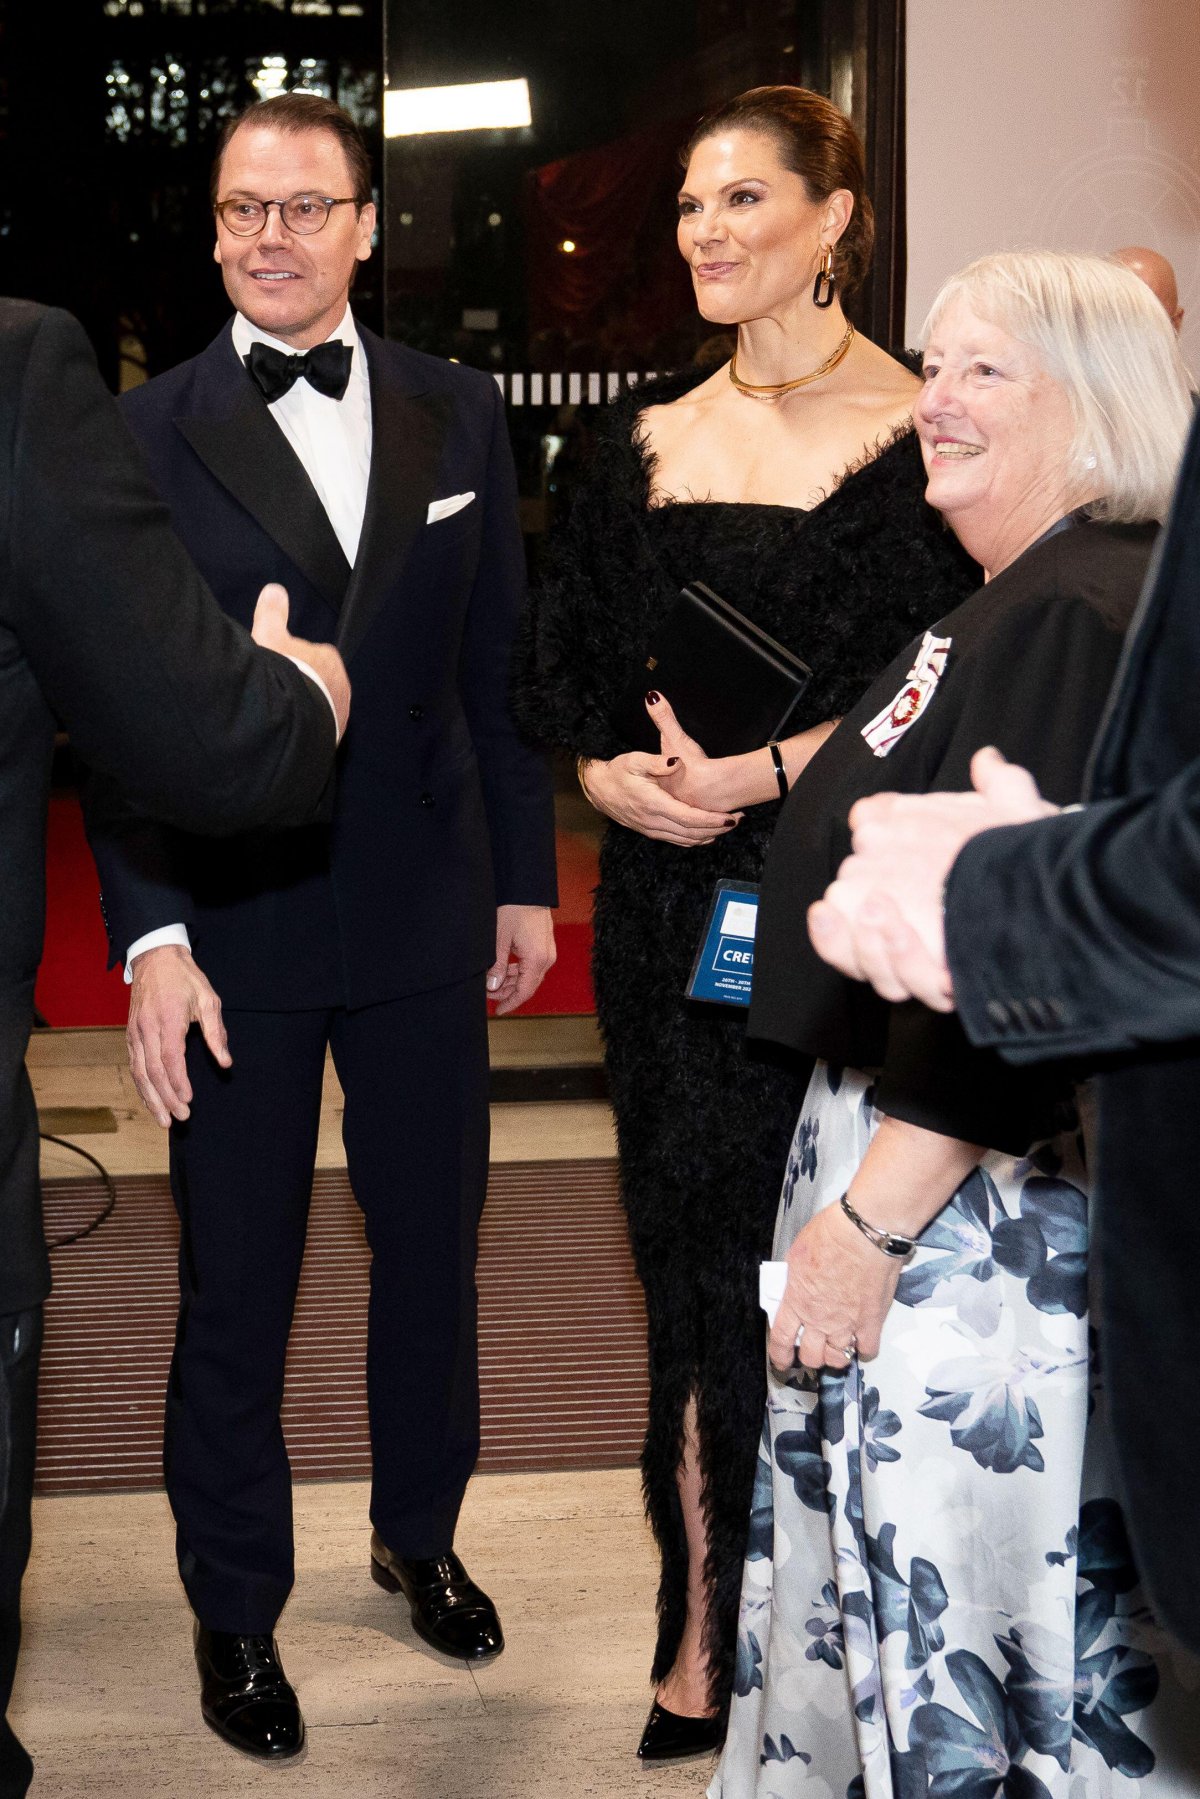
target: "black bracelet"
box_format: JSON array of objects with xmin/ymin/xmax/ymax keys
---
[{"xmin": 768, "ymin": 741, "xmax": 789, "ymax": 801}]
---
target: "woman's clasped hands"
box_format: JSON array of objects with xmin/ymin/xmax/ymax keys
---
[
  {"xmin": 767, "ymin": 1198, "xmax": 903, "ymax": 1375},
  {"xmin": 580, "ymin": 691, "xmax": 744, "ymax": 847}
]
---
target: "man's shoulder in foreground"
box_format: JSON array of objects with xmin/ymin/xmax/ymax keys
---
[
  {"xmin": 0, "ymin": 295, "xmax": 54, "ymax": 339},
  {"xmin": 0, "ymin": 298, "xmax": 95, "ymax": 377}
]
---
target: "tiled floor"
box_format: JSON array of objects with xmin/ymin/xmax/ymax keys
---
[
  {"xmin": 29, "ymin": 1020, "xmax": 616, "ymax": 1179},
  {"xmin": 14, "ymin": 1026, "xmax": 702, "ymax": 1798},
  {"xmin": 14, "ymin": 1472, "xmax": 714, "ymax": 1799}
]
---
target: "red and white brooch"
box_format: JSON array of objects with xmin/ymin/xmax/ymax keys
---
[{"xmin": 861, "ymin": 632, "xmax": 953, "ymax": 758}]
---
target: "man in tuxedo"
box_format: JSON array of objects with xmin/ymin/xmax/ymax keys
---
[
  {"xmin": 85, "ymin": 92, "xmax": 557, "ymax": 1760},
  {"xmin": 806, "ymin": 408, "xmax": 1200, "ymax": 1652},
  {"xmin": 0, "ymin": 298, "xmax": 347, "ymax": 1799}
]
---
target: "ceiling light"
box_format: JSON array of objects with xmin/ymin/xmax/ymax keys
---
[{"xmin": 384, "ymin": 77, "xmax": 532, "ymax": 138}]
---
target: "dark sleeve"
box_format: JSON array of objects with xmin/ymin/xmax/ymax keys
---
[
  {"xmin": 80, "ymin": 768, "xmax": 194, "ymax": 969},
  {"xmin": 874, "ymin": 587, "xmax": 1132, "ymax": 1146},
  {"xmin": 946, "ymin": 767, "xmax": 1200, "ymax": 1064},
  {"xmin": 7, "ymin": 307, "xmax": 336, "ymax": 835},
  {"xmin": 457, "ymin": 378, "xmax": 558, "ymax": 907},
  {"xmin": 511, "ymin": 431, "xmax": 634, "ymax": 763}
]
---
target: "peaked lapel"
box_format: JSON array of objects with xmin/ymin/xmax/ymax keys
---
[
  {"xmin": 174, "ymin": 326, "xmax": 352, "ymax": 616},
  {"xmin": 336, "ymin": 329, "xmax": 452, "ymax": 665}
]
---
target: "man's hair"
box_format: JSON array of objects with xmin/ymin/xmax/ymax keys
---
[
  {"xmin": 209, "ymin": 92, "xmax": 374, "ymax": 210},
  {"xmin": 921, "ymin": 249, "xmax": 1194, "ymax": 526}
]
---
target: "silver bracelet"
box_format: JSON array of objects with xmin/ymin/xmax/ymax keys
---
[{"xmin": 839, "ymin": 1193, "xmax": 917, "ymax": 1261}]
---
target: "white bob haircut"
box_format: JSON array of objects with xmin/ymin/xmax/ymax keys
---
[{"xmin": 920, "ymin": 249, "xmax": 1194, "ymax": 525}]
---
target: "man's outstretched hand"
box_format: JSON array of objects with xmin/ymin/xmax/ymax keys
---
[
  {"xmin": 807, "ymin": 748, "xmax": 1060, "ymax": 1009},
  {"xmin": 251, "ymin": 583, "xmax": 350, "ymax": 741}
]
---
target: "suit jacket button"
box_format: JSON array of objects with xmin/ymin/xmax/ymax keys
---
[
  {"xmin": 985, "ymin": 1000, "xmax": 1010, "ymax": 1032},
  {"xmin": 419, "ymin": 791, "xmax": 435, "ymax": 808},
  {"xmin": 409, "ymin": 704, "xmax": 424, "ymax": 721}
]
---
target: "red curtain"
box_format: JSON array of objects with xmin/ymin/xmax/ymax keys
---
[{"xmin": 524, "ymin": 117, "xmax": 699, "ymax": 361}]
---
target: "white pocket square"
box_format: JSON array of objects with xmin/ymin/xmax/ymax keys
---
[{"xmin": 426, "ymin": 491, "xmax": 476, "ymax": 524}]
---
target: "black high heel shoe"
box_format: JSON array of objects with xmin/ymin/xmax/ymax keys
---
[{"xmin": 636, "ymin": 1697, "xmax": 724, "ymax": 1762}]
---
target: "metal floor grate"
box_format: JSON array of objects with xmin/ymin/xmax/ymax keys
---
[{"xmin": 36, "ymin": 1160, "xmax": 646, "ymax": 1495}]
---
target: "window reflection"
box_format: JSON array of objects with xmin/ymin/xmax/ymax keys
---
[
  {"xmin": 0, "ymin": 0, "xmax": 382, "ymax": 383},
  {"xmin": 381, "ymin": 0, "xmax": 892, "ymax": 547}
]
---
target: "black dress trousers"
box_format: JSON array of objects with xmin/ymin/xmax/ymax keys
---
[
  {"xmin": 0, "ymin": 1308, "xmax": 41, "ymax": 1799},
  {"xmin": 165, "ymin": 975, "xmax": 490, "ymax": 1635}
]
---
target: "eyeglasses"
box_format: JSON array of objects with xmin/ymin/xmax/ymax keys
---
[{"xmin": 214, "ymin": 194, "xmax": 358, "ymax": 237}]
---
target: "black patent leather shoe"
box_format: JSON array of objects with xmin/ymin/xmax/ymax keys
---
[
  {"xmin": 636, "ymin": 1698, "xmax": 723, "ymax": 1762},
  {"xmin": 194, "ymin": 1624, "xmax": 305, "ymax": 1760},
  {"xmin": 370, "ymin": 1532, "xmax": 505, "ymax": 1661}
]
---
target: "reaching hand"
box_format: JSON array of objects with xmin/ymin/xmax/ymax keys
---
[
  {"xmin": 251, "ymin": 582, "xmax": 351, "ymax": 741},
  {"xmin": 126, "ymin": 944, "xmax": 230, "ymax": 1127},
  {"xmin": 487, "ymin": 905, "xmax": 557, "ymax": 1016},
  {"xmin": 806, "ymin": 747, "xmax": 1059, "ymax": 1009}
]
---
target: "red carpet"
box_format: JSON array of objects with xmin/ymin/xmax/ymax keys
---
[
  {"xmin": 36, "ymin": 791, "xmax": 597, "ymax": 1026},
  {"xmin": 35, "ymin": 794, "xmax": 127, "ymax": 1028}
]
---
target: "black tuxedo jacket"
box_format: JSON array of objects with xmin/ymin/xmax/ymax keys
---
[
  {"xmin": 0, "ymin": 301, "xmax": 337, "ymax": 1313},
  {"xmin": 945, "ymin": 412, "xmax": 1200, "ymax": 1651},
  {"xmin": 86, "ymin": 321, "xmax": 557, "ymax": 1011}
]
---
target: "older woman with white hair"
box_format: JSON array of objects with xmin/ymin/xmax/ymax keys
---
[{"xmin": 710, "ymin": 251, "xmax": 1198, "ymax": 1797}]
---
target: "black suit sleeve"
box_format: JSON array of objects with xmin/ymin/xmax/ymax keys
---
[
  {"xmin": 80, "ymin": 767, "xmax": 195, "ymax": 969},
  {"xmin": 945, "ymin": 768, "xmax": 1200, "ymax": 1064},
  {"xmin": 457, "ymin": 379, "xmax": 557, "ymax": 907},
  {"xmin": 6, "ymin": 306, "xmax": 336, "ymax": 834}
]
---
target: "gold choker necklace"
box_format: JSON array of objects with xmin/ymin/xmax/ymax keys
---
[{"xmin": 729, "ymin": 322, "xmax": 855, "ymax": 400}]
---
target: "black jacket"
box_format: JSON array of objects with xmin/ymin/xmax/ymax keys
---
[
  {"xmin": 751, "ymin": 517, "xmax": 1152, "ymax": 1152},
  {"xmin": 944, "ymin": 415, "xmax": 1200, "ymax": 1653},
  {"xmin": 0, "ymin": 301, "xmax": 336, "ymax": 1312},
  {"xmin": 85, "ymin": 321, "xmax": 557, "ymax": 1011}
]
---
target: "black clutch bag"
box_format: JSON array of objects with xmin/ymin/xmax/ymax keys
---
[{"xmin": 610, "ymin": 581, "xmax": 812, "ymax": 757}]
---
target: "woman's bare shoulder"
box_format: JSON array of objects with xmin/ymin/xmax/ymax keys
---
[
  {"xmin": 853, "ymin": 335, "xmax": 922, "ymax": 392},
  {"xmin": 638, "ymin": 364, "xmax": 727, "ymax": 426}
]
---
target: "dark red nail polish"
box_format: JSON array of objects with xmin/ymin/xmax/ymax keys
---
[
  {"xmin": 667, "ymin": 756, "xmax": 679, "ymax": 767},
  {"xmin": 725, "ymin": 817, "xmax": 737, "ymax": 827},
  {"xmin": 646, "ymin": 690, "xmax": 661, "ymax": 705}
]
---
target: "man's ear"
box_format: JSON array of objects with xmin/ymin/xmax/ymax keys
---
[
  {"xmin": 213, "ymin": 238, "xmax": 223, "ymax": 267},
  {"xmin": 355, "ymin": 201, "xmax": 377, "ymax": 263}
]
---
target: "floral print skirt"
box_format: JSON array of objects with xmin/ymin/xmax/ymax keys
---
[{"xmin": 711, "ymin": 1062, "xmax": 1200, "ymax": 1799}]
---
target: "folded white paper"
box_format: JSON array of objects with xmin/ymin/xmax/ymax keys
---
[
  {"xmin": 426, "ymin": 491, "xmax": 476, "ymax": 524},
  {"xmin": 759, "ymin": 1260, "xmax": 789, "ymax": 1328}
]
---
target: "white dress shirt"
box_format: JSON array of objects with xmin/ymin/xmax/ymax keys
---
[{"xmin": 125, "ymin": 306, "xmax": 372, "ymax": 979}]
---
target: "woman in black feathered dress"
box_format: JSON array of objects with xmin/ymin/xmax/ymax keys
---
[{"xmin": 513, "ymin": 88, "xmax": 976, "ymax": 1753}]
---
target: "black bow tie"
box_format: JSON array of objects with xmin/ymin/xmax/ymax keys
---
[{"xmin": 245, "ymin": 338, "xmax": 353, "ymax": 404}]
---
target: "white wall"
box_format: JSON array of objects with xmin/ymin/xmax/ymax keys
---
[{"xmin": 906, "ymin": 0, "xmax": 1200, "ymax": 373}]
